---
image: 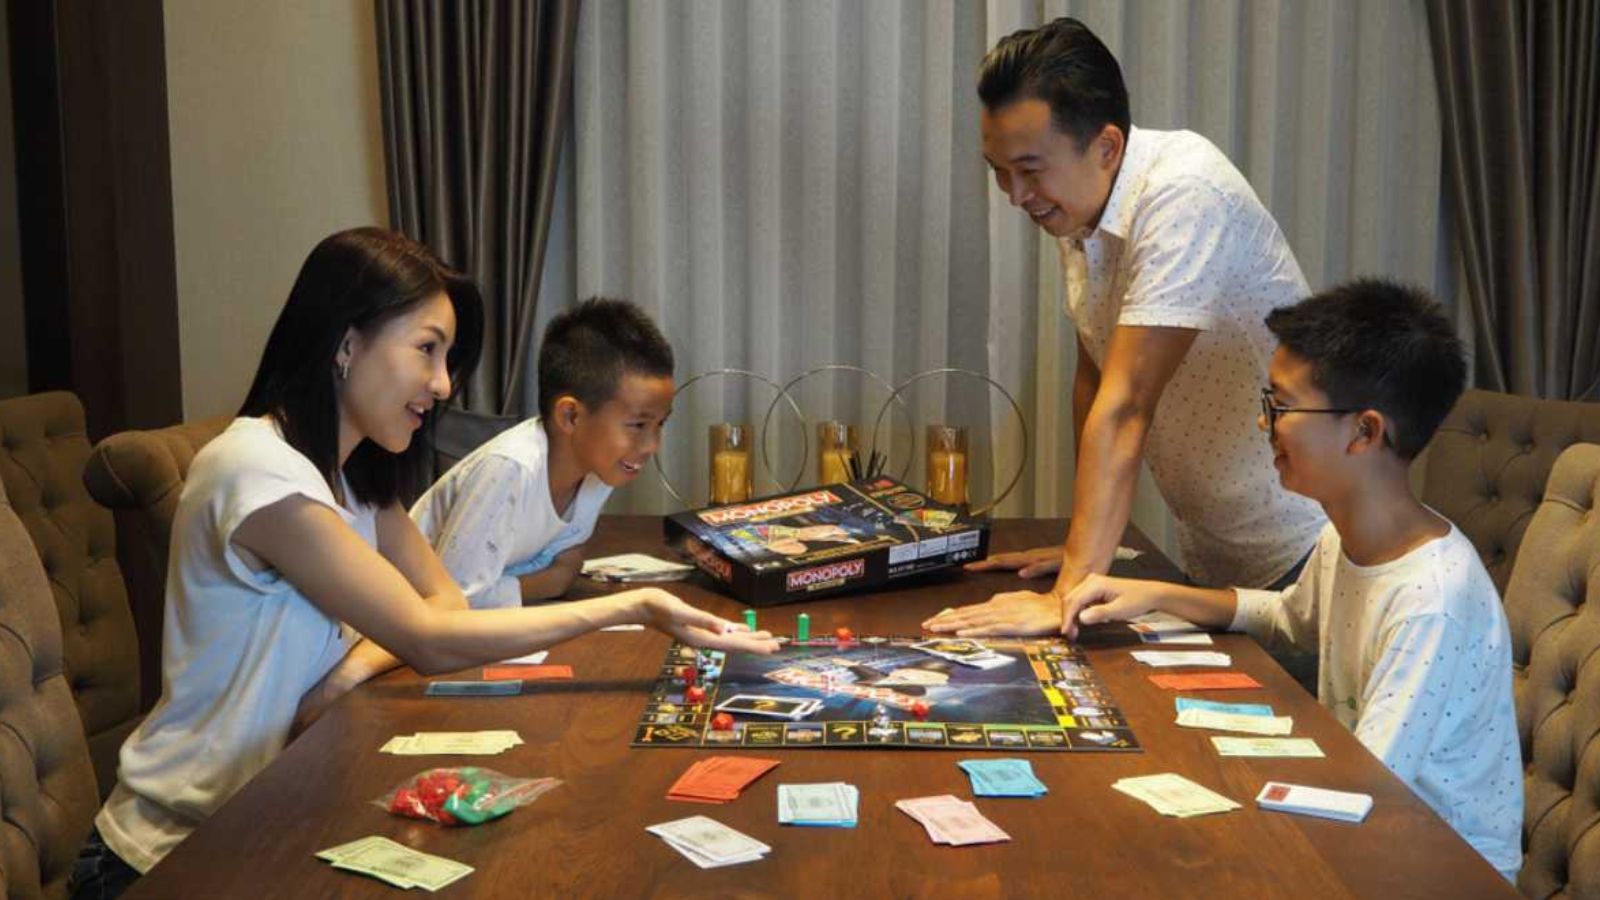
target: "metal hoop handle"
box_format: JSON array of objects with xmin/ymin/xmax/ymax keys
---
[
  {"xmin": 867, "ymin": 367, "xmax": 1030, "ymax": 518},
  {"xmin": 758, "ymin": 364, "xmax": 917, "ymax": 490},
  {"xmin": 652, "ymin": 369, "xmax": 805, "ymax": 506}
]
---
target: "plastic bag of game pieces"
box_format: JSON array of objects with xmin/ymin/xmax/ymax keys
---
[{"xmin": 374, "ymin": 767, "xmax": 561, "ymax": 826}]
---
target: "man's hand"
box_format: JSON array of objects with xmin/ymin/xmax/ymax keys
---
[
  {"xmin": 963, "ymin": 546, "xmax": 1065, "ymax": 579},
  {"xmin": 921, "ymin": 589, "xmax": 1064, "ymax": 637}
]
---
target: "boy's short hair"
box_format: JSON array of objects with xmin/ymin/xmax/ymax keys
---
[
  {"xmin": 537, "ymin": 297, "xmax": 674, "ymax": 419},
  {"xmin": 977, "ymin": 16, "xmax": 1131, "ymax": 150},
  {"xmin": 1265, "ymin": 279, "xmax": 1466, "ymax": 460}
]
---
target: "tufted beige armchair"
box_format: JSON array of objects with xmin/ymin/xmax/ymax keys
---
[
  {"xmin": 0, "ymin": 468, "xmax": 100, "ymax": 899},
  {"xmin": 1423, "ymin": 390, "xmax": 1600, "ymax": 594},
  {"xmin": 83, "ymin": 414, "xmax": 231, "ymax": 713},
  {"xmin": 1504, "ymin": 443, "xmax": 1600, "ymax": 898},
  {"xmin": 0, "ymin": 392, "xmax": 141, "ymax": 804}
]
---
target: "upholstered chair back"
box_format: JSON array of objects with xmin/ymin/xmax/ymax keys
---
[
  {"xmin": 0, "ymin": 392, "xmax": 140, "ymax": 800},
  {"xmin": 0, "ymin": 471, "xmax": 99, "ymax": 899},
  {"xmin": 1503, "ymin": 443, "xmax": 1600, "ymax": 897},
  {"xmin": 1423, "ymin": 389, "xmax": 1600, "ymax": 593},
  {"xmin": 83, "ymin": 415, "xmax": 230, "ymax": 712}
]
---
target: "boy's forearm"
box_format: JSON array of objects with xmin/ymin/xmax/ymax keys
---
[
  {"xmin": 1150, "ymin": 583, "xmax": 1239, "ymax": 630},
  {"xmin": 517, "ymin": 549, "xmax": 584, "ymax": 603}
]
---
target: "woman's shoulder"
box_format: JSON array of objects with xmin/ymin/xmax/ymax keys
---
[{"xmin": 188, "ymin": 417, "xmax": 328, "ymax": 497}]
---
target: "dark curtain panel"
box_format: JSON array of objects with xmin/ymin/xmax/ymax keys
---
[
  {"xmin": 375, "ymin": 0, "xmax": 580, "ymax": 416},
  {"xmin": 1427, "ymin": 0, "xmax": 1600, "ymax": 400}
]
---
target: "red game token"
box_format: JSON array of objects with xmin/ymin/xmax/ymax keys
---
[
  {"xmin": 835, "ymin": 627, "xmax": 854, "ymax": 642},
  {"xmin": 684, "ymin": 685, "xmax": 706, "ymax": 703},
  {"xmin": 711, "ymin": 712, "xmax": 735, "ymax": 731},
  {"xmin": 911, "ymin": 700, "xmax": 930, "ymax": 720},
  {"xmin": 680, "ymin": 665, "xmax": 697, "ymax": 686}
]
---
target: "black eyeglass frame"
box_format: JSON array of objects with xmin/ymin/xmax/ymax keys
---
[{"xmin": 1259, "ymin": 387, "xmax": 1365, "ymax": 436}]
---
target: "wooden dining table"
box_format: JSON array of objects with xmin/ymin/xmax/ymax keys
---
[{"xmin": 122, "ymin": 516, "xmax": 1517, "ymax": 898}]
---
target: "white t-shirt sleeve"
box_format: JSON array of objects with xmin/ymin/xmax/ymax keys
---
[
  {"xmin": 1116, "ymin": 177, "xmax": 1235, "ymax": 332},
  {"xmin": 1352, "ymin": 613, "xmax": 1466, "ymax": 783},
  {"xmin": 426, "ymin": 453, "xmax": 530, "ymax": 607},
  {"xmin": 1229, "ymin": 536, "xmax": 1322, "ymax": 651},
  {"xmin": 210, "ymin": 438, "xmax": 351, "ymax": 592}
]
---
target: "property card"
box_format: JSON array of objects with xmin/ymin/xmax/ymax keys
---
[
  {"xmin": 959, "ymin": 759, "xmax": 1047, "ymax": 797},
  {"xmin": 896, "ymin": 795, "xmax": 1011, "ymax": 845},
  {"xmin": 1175, "ymin": 698, "xmax": 1275, "ymax": 718},
  {"xmin": 1211, "ymin": 737, "xmax": 1326, "ymax": 758},
  {"xmin": 1256, "ymin": 782, "xmax": 1373, "ymax": 823},
  {"xmin": 648, "ymin": 816, "xmax": 771, "ymax": 868},
  {"xmin": 320, "ymin": 836, "xmax": 474, "ymax": 891},
  {"xmin": 582, "ymin": 553, "xmax": 695, "ymax": 583},
  {"xmin": 1148, "ymin": 673, "xmax": 1263, "ymax": 691},
  {"xmin": 483, "ymin": 664, "xmax": 572, "ymax": 681},
  {"xmin": 778, "ymin": 783, "xmax": 859, "ymax": 826},
  {"xmin": 425, "ymin": 680, "xmax": 521, "ymax": 697},
  {"xmin": 668, "ymin": 756, "xmax": 781, "ymax": 802},
  {"xmin": 380, "ymin": 730, "xmax": 523, "ymax": 755},
  {"xmin": 1127, "ymin": 612, "xmax": 1202, "ymax": 634},
  {"xmin": 1131, "ymin": 650, "xmax": 1232, "ymax": 668},
  {"xmin": 1112, "ymin": 774, "xmax": 1240, "ymax": 818},
  {"xmin": 1175, "ymin": 708, "xmax": 1294, "ymax": 736},
  {"xmin": 496, "ymin": 650, "xmax": 549, "ymax": 666},
  {"xmin": 1139, "ymin": 631, "xmax": 1216, "ymax": 645}
]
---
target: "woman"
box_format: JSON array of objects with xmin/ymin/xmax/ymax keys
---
[{"xmin": 73, "ymin": 228, "xmax": 775, "ymax": 897}]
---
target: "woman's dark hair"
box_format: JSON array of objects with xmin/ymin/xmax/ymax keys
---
[{"xmin": 239, "ymin": 227, "xmax": 484, "ymax": 507}]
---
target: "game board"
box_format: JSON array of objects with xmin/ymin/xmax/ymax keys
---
[{"xmin": 632, "ymin": 636, "xmax": 1139, "ymax": 752}]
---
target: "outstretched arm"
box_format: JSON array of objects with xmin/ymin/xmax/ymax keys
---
[{"xmin": 235, "ymin": 495, "xmax": 777, "ymax": 678}]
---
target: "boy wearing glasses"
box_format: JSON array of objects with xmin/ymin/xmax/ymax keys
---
[{"xmin": 930, "ymin": 279, "xmax": 1521, "ymax": 881}]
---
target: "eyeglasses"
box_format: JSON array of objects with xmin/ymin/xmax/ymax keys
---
[{"xmin": 1259, "ymin": 387, "xmax": 1362, "ymax": 435}]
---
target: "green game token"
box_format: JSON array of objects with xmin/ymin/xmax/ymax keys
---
[
  {"xmin": 797, "ymin": 612, "xmax": 810, "ymax": 642},
  {"xmin": 743, "ymin": 609, "xmax": 757, "ymax": 631}
]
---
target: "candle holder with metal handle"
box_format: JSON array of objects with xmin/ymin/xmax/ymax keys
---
[
  {"xmin": 651, "ymin": 369, "xmax": 805, "ymax": 507},
  {"xmin": 758, "ymin": 364, "xmax": 917, "ymax": 491},
  {"xmin": 867, "ymin": 367, "xmax": 1029, "ymax": 518}
]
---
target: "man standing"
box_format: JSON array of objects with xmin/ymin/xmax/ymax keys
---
[{"xmin": 941, "ymin": 17, "xmax": 1324, "ymax": 634}]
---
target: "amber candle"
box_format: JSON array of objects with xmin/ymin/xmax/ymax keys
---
[
  {"xmin": 709, "ymin": 423, "xmax": 753, "ymax": 504},
  {"xmin": 817, "ymin": 421, "xmax": 859, "ymax": 485},
  {"xmin": 926, "ymin": 425, "xmax": 968, "ymax": 506}
]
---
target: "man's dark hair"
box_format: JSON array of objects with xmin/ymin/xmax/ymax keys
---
[
  {"xmin": 977, "ymin": 16, "xmax": 1131, "ymax": 149},
  {"xmin": 1265, "ymin": 279, "xmax": 1466, "ymax": 460},
  {"xmin": 537, "ymin": 298, "xmax": 674, "ymax": 419},
  {"xmin": 240, "ymin": 227, "xmax": 484, "ymax": 507}
]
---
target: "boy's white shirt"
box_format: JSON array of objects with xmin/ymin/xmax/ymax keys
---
[
  {"xmin": 1233, "ymin": 520, "xmax": 1522, "ymax": 881},
  {"xmin": 411, "ymin": 417, "xmax": 611, "ymax": 608}
]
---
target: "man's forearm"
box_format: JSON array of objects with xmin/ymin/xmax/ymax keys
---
[{"xmin": 1055, "ymin": 403, "xmax": 1150, "ymax": 591}]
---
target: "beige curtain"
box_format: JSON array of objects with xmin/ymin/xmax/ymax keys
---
[{"xmin": 571, "ymin": 0, "xmax": 1443, "ymax": 566}]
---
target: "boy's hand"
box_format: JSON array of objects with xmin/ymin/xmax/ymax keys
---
[
  {"xmin": 963, "ymin": 545, "xmax": 1063, "ymax": 578},
  {"xmin": 635, "ymin": 589, "xmax": 780, "ymax": 654},
  {"xmin": 1060, "ymin": 574, "xmax": 1162, "ymax": 640},
  {"xmin": 921, "ymin": 589, "xmax": 1063, "ymax": 637}
]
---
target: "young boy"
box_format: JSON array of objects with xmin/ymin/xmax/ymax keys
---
[
  {"xmin": 412, "ymin": 297, "xmax": 674, "ymax": 608},
  {"xmin": 926, "ymin": 279, "xmax": 1522, "ymax": 881}
]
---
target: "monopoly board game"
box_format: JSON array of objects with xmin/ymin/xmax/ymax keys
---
[
  {"xmin": 664, "ymin": 479, "xmax": 991, "ymax": 606},
  {"xmin": 632, "ymin": 636, "xmax": 1139, "ymax": 753}
]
